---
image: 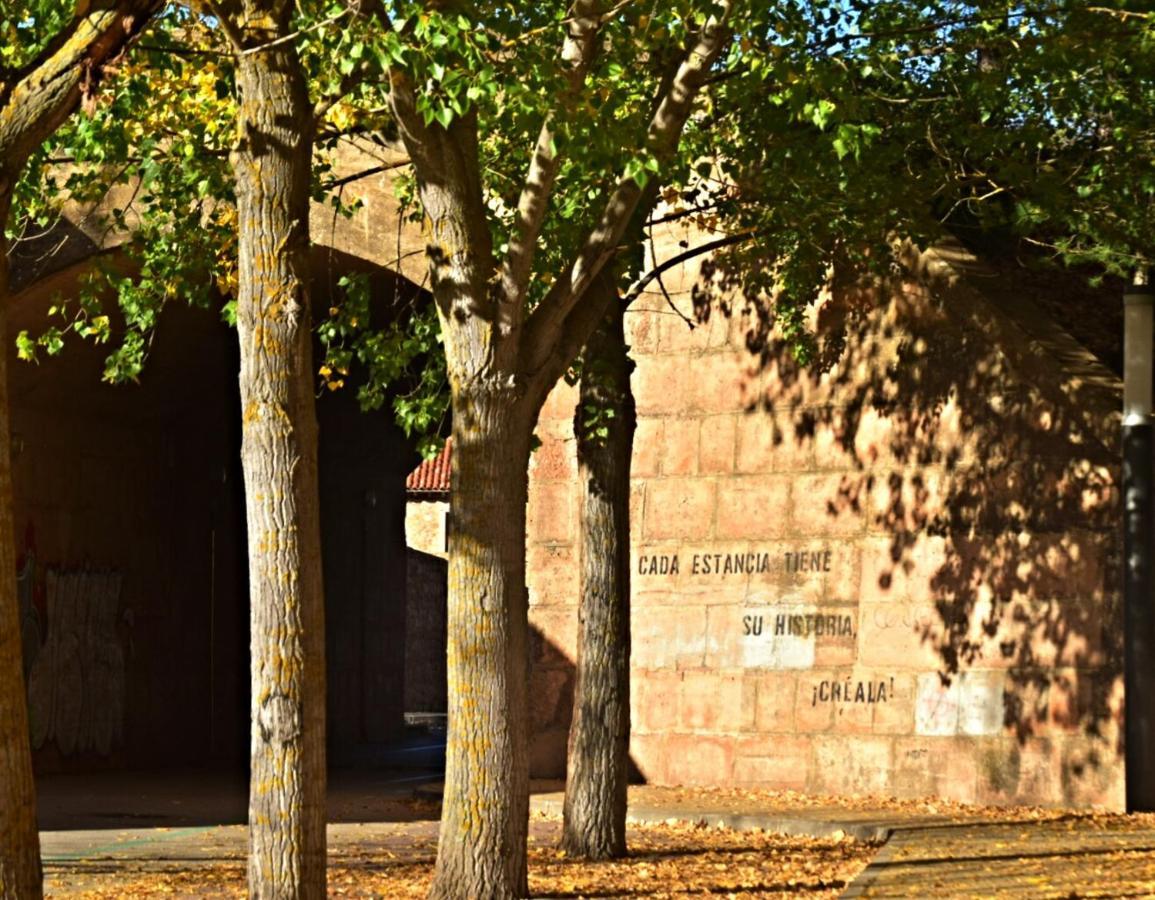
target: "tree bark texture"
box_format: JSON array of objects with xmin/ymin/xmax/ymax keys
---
[
  {"xmin": 377, "ymin": 7, "xmax": 733, "ymax": 895},
  {"xmin": 562, "ymin": 296, "xmax": 635, "ymax": 860},
  {"xmin": 0, "ymin": 198, "xmax": 42, "ymax": 900},
  {"xmin": 430, "ymin": 384, "xmax": 534, "ymax": 899},
  {"xmin": 233, "ymin": 10, "xmax": 327, "ymax": 897},
  {"xmin": 378, "ymin": 95, "xmax": 537, "ymax": 898}
]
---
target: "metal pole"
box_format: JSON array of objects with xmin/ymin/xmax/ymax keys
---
[{"xmin": 1124, "ymin": 284, "xmax": 1155, "ymax": 812}]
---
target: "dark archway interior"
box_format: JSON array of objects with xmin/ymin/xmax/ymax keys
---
[{"xmin": 9, "ymin": 251, "xmax": 428, "ymax": 790}]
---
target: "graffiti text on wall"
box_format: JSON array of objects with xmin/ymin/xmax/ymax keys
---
[
  {"xmin": 743, "ymin": 613, "xmax": 854, "ymax": 638},
  {"xmin": 637, "ymin": 546, "xmax": 835, "ymax": 577},
  {"xmin": 811, "ymin": 677, "xmax": 896, "ymax": 706},
  {"xmin": 735, "ymin": 606, "xmax": 856, "ymax": 669},
  {"xmin": 24, "ymin": 568, "xmax": 127, "ymax": 757}
]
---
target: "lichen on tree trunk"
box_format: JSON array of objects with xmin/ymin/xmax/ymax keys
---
[
  {"xmin": 430, "ymin": 382, "xmax": 534, "ymax": 899},
  {"xmin": 562, "ymin": 295, "xmax": 635, "ymax": 861},
  {"xmin": 373, "ymin": 6, "xmax": 733, "ymax": 893},
  {"xmin": 233, "ymin": 13, "xmax": 327, "ymax": 898},
  {"xmin": 0, "ymin": 200, "xmax": 43, "ymax": 900},
  {"xmin": 0, "ymin": 7, "xmax": 164, "ymax": 894}
]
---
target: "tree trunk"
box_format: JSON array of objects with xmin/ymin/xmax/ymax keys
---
[
  {"xmin": 233, "ymin": 17, "xmax": 327, "ymax": 899},
  {"xmin": 0, "ymin": 9, "xmax": 163, "ymax": 896},
  {"xmin": 375, "ymin": 7, "xmax": 730, "ymax": 891},
  {"xmin": 562, "ymin": 296, "xmax": 635, "ymax": 860},
  {"xmin": 430, "ymin": 383, "xmax": 533, "ymax": 900},
  {"xmin": 0, "ymin": 197, "xmax": 43, "ymax": 900}
]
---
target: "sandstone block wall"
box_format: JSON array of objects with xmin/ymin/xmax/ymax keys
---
[
  {"xmin": 527, "ymin": 239, "xmax": 1124, "ymax": 808},
  {"xmin": 406, "ymin": 500, "xmax": 449, "ymax": 559}
]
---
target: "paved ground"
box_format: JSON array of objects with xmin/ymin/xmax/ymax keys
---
[
  {"xmin": 43, "ymin": 820, "xmax": 442, "ymax": 894},
  {"xmin": 529, "ymin": 786, "xmax": 933, "ymax": 842},
  {"xmin": 843, "ymin": 817, "xmax": 1155, "ymax": 898},
  {"xmin": 37, "ymin": 767, "xmax": 444, "ymax": 829},
  {"xmin": 533, "ymin": 786, "xmax": 1155, "ymax": 897},
  {"xmin": 34, "ymin": 773, "xmax": 1155, "ymax": 897}
]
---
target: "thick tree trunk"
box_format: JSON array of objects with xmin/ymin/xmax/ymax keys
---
[
  {"xmin": 0, "ymin": 199, "xmax": 43, "ymax": 900},
  {"xmin": 378, "ymin": 8, "xmax": 730, "ymax": 893},
  {"xmin": 0, "ymin": 9, "xmax": 163, "ymax": 897},
  {"xmin": 430, "ymin": 383, "xmax": 533, "ymax": 900},
  {"xmin": 562, "ymin": 298, "xmax": 635, "ymax": 860},
  {"xmin": 233, "ymin": 19, "xmax": 327, "ymax": 900}
]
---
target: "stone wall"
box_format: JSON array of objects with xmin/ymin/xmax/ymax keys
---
[
  {"xmin": 526, "ymin": 239, "xmax": 1124, "ymax": 808},
  {"xmin": 406, "ymin": 499, "xmax": 449, "ymax": 559},
  {"xmin": 404, "ymin": 549, "xmax": 448, "ymax": 714}
]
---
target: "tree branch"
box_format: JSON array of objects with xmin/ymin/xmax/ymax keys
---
[
  {"xmin": 623, "ymin": 229, "xmax": 756, "ymax": 306},
  {"xmin": 519, "ymin": 0, "xmax": 735, "ymax": 384},
  {"xmin": 646, "ymin": 198, "xmax": 729, "ymax": 227},
  {"xmin": 362, "ymin": 3, "xmax": 496, "ymax": 374},
  {"xmin": 355, "ymin": 3, "xmax": 432, "ymax": 167},
  {"xmin": 320, "ymin": 159, "xmax": 410, "ymax": 191},
  {"xmin": 0, "ymin": 0, "xmax": 163, "ymax": 186},
  {"xmin": 646, "ymin": 218, "xmax": 691, "ymax": 328},
  {"xmin": 1085, "ymin": 5, "xmax": 1152, "ymax": 21},
  {"xmin": 241, "ymin": 8, "xmax": 351, "ymax": 56},
  {"xmin": 495, "ymin": 0, "xmax": 605, "ymax": 347},
  {"xmin": 205, "ymin": 0, "xmax": 246, "ymax": 52},
  {"xmin": 137, "ymin": 41, "xmax": 230, "ymax": 58},
  {"xmin": 524, "ymin": 268, "xmax": 621, "ymax": 414}
]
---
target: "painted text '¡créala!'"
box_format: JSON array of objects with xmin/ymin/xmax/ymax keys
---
[{"xmin": 811, "ymin": 677, "xmax": 896, "ymax": 706}]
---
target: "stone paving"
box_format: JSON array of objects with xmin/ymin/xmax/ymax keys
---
[
  {"xmin": 843, "ymin": 817, "xmax": 1155, "ymax": 898},
  {"xmin": 535, "ymin": 786, "xmax": 1155, "ymax": 898},
  {"xmin": 33, "ymin": 775, "xmax": 1155, "ymax": 897},
  {"xmin": 42, "ymin": 820, "xmax": 442, "ymax": 895}
]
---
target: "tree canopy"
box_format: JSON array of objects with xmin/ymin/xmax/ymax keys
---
[
  {"xmin": 13, "ymin": 2, "xmax": 1155, "ymax": 432},
  {"xmin": 6, "ymin": 4, "xmax": 1155, "ymax": 895}
]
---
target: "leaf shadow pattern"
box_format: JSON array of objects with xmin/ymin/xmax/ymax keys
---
[{"xmin": 696, "ymin": 240, "xmax": 1124, "ymax": 805}]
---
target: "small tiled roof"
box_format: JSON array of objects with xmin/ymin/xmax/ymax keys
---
[{"xmin": 406, "ymin": 438, "xmax": 452, "ymax": 495}]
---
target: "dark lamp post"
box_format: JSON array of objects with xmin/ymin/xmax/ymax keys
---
[{"xmin": 1124, "ymin": 284, "xmax": 1155, "ymax": 812}]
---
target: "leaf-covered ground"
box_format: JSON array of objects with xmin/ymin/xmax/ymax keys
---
[
  {"xmin": 848, "ymin": 814, "xmax": 1155, "ymax": 898},
  {"xmin": 45, "ymin": 819, "xmax": 875, "ymax": 898},
  {"xmin": 41, "ymin": 785, "xmax": 1155, "ymax": 897}
]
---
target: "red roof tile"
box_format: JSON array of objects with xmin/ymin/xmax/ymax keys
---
[{"xmin": 406, "ymin": 438, "xmax": 452, "ymax": 495}]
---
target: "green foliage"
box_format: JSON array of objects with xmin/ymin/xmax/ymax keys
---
[
  {"xmin": 0, "ymin": 0, "xmax": 70, "ymax": 71},
  {"xmin": 316, "ymin": 271, "xmax": 448, "ymax": 453},
  {"xmin": 842, "ymin": 1, "xmax": 1155, "ymax": 277},
  {"xmin": 12, "ymin": 0, "xmax": 1155, "ymax": 446},
  {"xmin": 324, "ymin": 2, "xmax": 760, "ymax": 435},
  {"xmin": 12, "ymin": 6, "xmax": 236, "ymax": 380},
  {"xmin": 692, "ymin": 0, "xmax": 1155, "ymax": 357}
]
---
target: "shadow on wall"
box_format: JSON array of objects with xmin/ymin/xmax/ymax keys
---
[
  {"xmin": 697, "ymin": 242, "xmax": 1122, "ymax": 804},
  {"xmin": 528, "ymin": 617, "xmax": 576, "ymax": 777},
  {"xmin": 406, "ymin": 549, "xmax": 448, "ymax": 715},
  {"xmin": 407, "ymin": 546, "xmax": 642, "ymax": 782},
  {"xmin": 529, "ymin": 618, "xmax": 645, "ymax": 784}
]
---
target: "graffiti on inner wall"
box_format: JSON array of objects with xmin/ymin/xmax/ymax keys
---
[
  {"xmin": 16, "ymin": 543, "xmax": 42, "ymax": 682},
  {"xmin": 23, "ymin": 567, "xmax": 128, "ymax": 756}
]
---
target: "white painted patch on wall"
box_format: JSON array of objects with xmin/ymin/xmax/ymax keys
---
[{"xmin": 915, "ymin": 671, "xmax": 1005, "ymax": 737}]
